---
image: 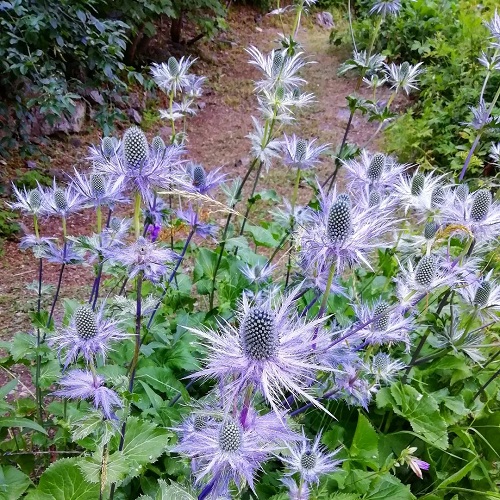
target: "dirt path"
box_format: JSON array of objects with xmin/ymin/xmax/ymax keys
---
[{"xmin": 0, "ymin": 6, "xmax": 395, "ymax": 341}]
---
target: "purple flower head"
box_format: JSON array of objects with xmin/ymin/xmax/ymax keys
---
[
  {"xmin": 342, "ymin": 150, "xmax": 410, "ymax": 194},
  {"xmin": 280, "ymin": 431, "xmax": 342, "ymax": 486},
  {"xmin": 352, "ymin": 300, "xmax": 413, "ymax": 351},
  {"xmin": 71, "ymin": 168, "xmax": 127, "ymax": 208},
  {"xmin": 458, "ymin": 270, "xmax": 500, "ymax": 321},
  {"xmin": 44, "ymin": 240, "xmax": 85, "ymax": 265},
  {"xmin": 395, "ymin": 170, "xmax": 450, "ymax": 219},
  {"xmin": 300, "ymin": 186, "xmax": 396, "ymax": 274},
  {"xmin": 240, "ymin": 262, "xmax": 275, "ymax": 284},
  {"xmin": 174, "ymin": 416, "xmax": 269, "ymax": 498},
  {"xmin": 332, "ymin": 364, "xmax": 376, "ymax": 409},
  {"xmin": 91, "ymin": 126, "xmax": 186, "ymax": 199},
  {"xmin": 369, "ymin": 353, "xmax": 406, "ymax": 384},
  {"xmin": 187, "ymin": 286, "xmax": 333, "ymax": 416},
  {"xmin": 19, "ymin": 235, "xmax": 56, "ymax": 258},
  {"xmin": 8, "ymin": 184, "xmax": 45, "ymax": 216},
  {"xmin": 400, "ymin": 447, "xmax": 430, "ymax": 479},
  {"xmin": 247, "ymin": 117, "xmax": 282, "ymax": 171},
  {"xmin": 49, "ymin": 303, "xmax": 129, "ymax": 368},
  {"xmin": 176, "ymin": 162, "xmax": 226, "ymax": 196},
  {"xmin": 144, "ymin": 193, "xmax": 169, "ymax": 227},
  {"xmin": 281, "ymin": 134, "xmax": 329, "ymax": 170},
  {"xmin": 176, "ymin": 205, "xmax": 218, "ymax": 239},
  {"xmin": 52, "ymin": 369, "xmax": 122, "ymax": 420},
  {"xmin": 184, "ymin": 74, "xmax": 206, "ymax": 98},
  {"xmin": 485, "ymin": 10, "xmax": 500, "ymax": 48},
  {"xmin": 42, "ymin": 179, "xmax": 84, "ymax": 218},
  {"xmin": 109, "ymin": 237, "xmax": 178, "ymax": 283},
  {"xmin": 271, "ymin": 198, "xmax": 315, "ymax": 227},
  {"xmin": 147, "ymin": 224, "xmax": 161, "ymax": 242},
  {"xmin": 370, "ymin": 0, "xmax": 402, "ymax": 17},
  {"xmin": 441, "ymin": 186, "xmax": 500, "ymax": 245},
  {"xmin": 151, "ymin": 56, "xmax": 197, "ymax": 96},
  {"xmin": 300, "ymin": 258, "xmax": 346, "ymax": 296}
]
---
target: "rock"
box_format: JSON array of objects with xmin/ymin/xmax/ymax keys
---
[
  {"xmin": 197, "ymin": 101, "xmax": 206, "ymax": 110},
  {"xmin": 26, "ymin": 160, "xmax": 37, "ymax": 169},
  {"xmin": 70, "ymin": 137, "xmax": 82, "ymax": 148},
  {"xmin": 158, "ymin": 126, "xmax": 173, "ymax": 139},
  {"xmin": 316, "ymin": 12, "xmax": 335, "ymax": 29},
  {"xmin": 34, "ymin": 101, "xmax": 87, "ymax": 136},
  {"xmin": 127, "ymin": 108, "xmax": 142, "ymax": 124},
  {"xmin": 128, "ymin": 93, "xmax": 145, "ymax": 111}
]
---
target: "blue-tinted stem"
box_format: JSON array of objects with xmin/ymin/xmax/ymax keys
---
[{"xmin": 290, "ymin": 388, "xmax": 338, "ymax": 417}]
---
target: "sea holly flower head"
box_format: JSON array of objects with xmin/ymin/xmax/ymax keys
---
[
  {"xmin": 109, "ymin": 237, "xmax": 178, "ymax": 283},
  {"xmin": 49, "ymin": 304, "xmax": 129, "ymax": 368},
  {"xmin": 52, "ymin": 369, "xmax": 122, "ymax": 420},
  {"xmin": 71, "ymin": 168, "xmax": 127, "ymax": 208},
  {"xmin": 280, "ymin": 431, "xmax": 342, "ymax": 485},
  {"xmin": 187, "ymin": 287, "xmax": 332, "ymax": 416},
  {"xmin": 281, "ymin": 134, "xmax": 329, "ymax": 170},
  {"xmin": 485, "ymin": 9, "xmax": 500, "ymax": 48},
  {"xmin": 369, "ymin": 353, "xmax": 406, "ymax": 384},
  {"xmin": 42, "ymin": 179, "xmax": 84, "ymax": 218},
  {"xmin": 19, "ymin": 235, "xmax": 56, "ymax": 259},
  {"xmin": 369, "ymin": 0, "xmax": 403, "ymax": 17},
  {"xmin": 384, "ymin": 61, "xmax": 424, "ymax": 94},
  {"xmin": 458, "ymin": 270, "xmax": 500, "ymax": 321},
  {"xmin": 174, "ymin": 416, "xmax": 269, "ymax": 498},
  {"xmin": 151, "ymin": 56, "xmax": 196, "ymax": 96},
  {"xmin": 177, "ymin": 162, "xmax": 226, "ymax": 196},
  {"xmin": 176, "ymin": 206, "xmax": 218, "ymax": 239},
  {"xmin": 464, "ymin": 99, "xmax": 500, "ymax": 130},
  {"xmin": 339, "ymin": 50, "xmax": 386, "ymax": 76},
  {"xmin": 281, "ymin": 477, "xmax": 309, "ymax": 500},
  {"xmin": 247, "ymin": 117, "xmax": 282, "ymax": 170},
  {"xmin": 240, "ymin": 262, "xmax": 275, "ymax": 284},
  {"xmin": 44, "ymin": 240, "xmax": 85, "ymax": 265},
  {"xmin": 300, "ymin": 187, "xmax": 395, "ymax": 273},
  {"xmin": 490, "ymin": 142, "xmax": 500, "ymax": 166},
  {"xmin": 9, "ymin": 185, "xmax": 45, "ymax": 216}
]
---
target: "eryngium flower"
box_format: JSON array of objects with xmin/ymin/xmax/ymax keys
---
[
  {"xmin": 90, "ymin": 127, "xmax": 185, "ymax": 199},
  {"xmin": 342, "ymin": 149, "xmax": 410, "ymax": 193},
  {"xmin": 240, "ymin": 262, "xmax": 275, "ymax": 284},
  {"xmin": 352, "ymin": 301, "xmax": 413, "ymax": 350},
  {"xmin": 441, "ymin": 186, "xmax": 500, "ymax": 244},
  {"xmin": 280, "ymin": 431, "xmax": 342, "ymax": 485},
  {"xmin": 71, "ymin": 168, "xmax": 126, "ymax": 208},
  {"xmin": 19, "ymin": 235, "xmax": 56, "ymax": 259},
  {"xmin": 53, "ymin": 369, "xmax": 122, "ymax": 420},
  {"xmin": 42, "ymin": 180, "xmax": 84, "ymax": 218},
  {"xmin": 174, "ymin": 416, "xmax": 268, "ymax": 498},
  {"xmin": 281, "ymin": 478, "xmax": 309, "ymax": 500},
  {"xmin": 384, "ymin": 61, "xmax": 424, "ymax": 95},
  {"xmin": 300, "ymin": 188, "xmax": 395, "ymax": 273},
  {"xmin": 281, "ymin": 134, "xmax": 329, "ymax": 170},
  {"xmin": 176, "ymin": 162, "xmax": 226, "ymax": 196},
  {"xmin": 369, "ymin": 353, "xmax": 406, "ymax": 384},
  {"xmin": 50, "ymin": 304, "xmax": 128, "ymax": 368},
  {"xmin": 176, "ymin": 206, "xmax": 218, "ymax": 239},
  {"xmin": 247, "ymin": 46, "xmax": 308, "ymax": 91},
  {"xmin": 485, "ymin": 9, "xmax": 500, "ymax": 48},
  {"xmin": 43, "ymin": 240, "xmax": 85, "ymax": 265},
  {"xmin": 490, "ymin": 142, "xmax": 500, "ymax": 166},
  {"xmin": 338, "ymin": 50, "xmax": 386, "ymax": 76},
  {"xmin": 151, "ymin": 56, "xmax": 196, "ymax": 95},
  {"xmin": 8, "ymin": 185, "xmax": 44, "ymax": 215},
  {"xmin": 458, "ymin": 270, "xmax": 500, "ymax": 321},
  {"xmin": 187, "ymin": 288, "xmax": 331, "ymax": 415},
  {"xmin": 370, "ymin": 0, "xmax": 402, "ymax": 17},
  {"xmin": 247, "ymin": 117, "xmax": 282, "ymax": 170},
  {"xmin": 464, "ymin": 100, "xmax": 500, "ymax": 130},
  {"xmin": 109, "ymin": 237, "xmax": 178, "ymax": 282}
]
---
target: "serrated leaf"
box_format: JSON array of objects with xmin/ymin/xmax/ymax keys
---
[
  {"xmin": 365, "ymin": 474, "xmax": 414, "ymax": 500},
  {"xmin": 78, "ymin": 449, "xmax": 129, "ymax": 486},
  {"xmin": 10, "ymin": 333, "xmax": 37, "ymax": 361},
  {"xmin": 350, "ymin": 413, "xmax": 379, "ymax": 469},
  {"xmin": 245, "ymin": 224, "xmax": 278, "ymax": 248},
  {"xmin": 25, "ymin": 458, "xmax": 99, "ymax": 500},
  {"xmin": 0, "ymin": 465, "xmax": 31, "ymax": 499}
]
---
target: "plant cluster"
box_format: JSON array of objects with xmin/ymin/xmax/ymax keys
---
[{"xmin": 2, "ymin": 1, "xmax": 500, "ymax": 500}]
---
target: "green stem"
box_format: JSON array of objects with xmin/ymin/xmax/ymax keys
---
[
  {"xmin": 133, "ymin": 192, "xmax": 141, "ymax": 239},
  {"xmin": 284, "ymin": 168, "xmax": 302, "ymax": 287},
  {"xmin": 318, "ymin": 263, "xmax": 336, "ymax": 318},
  {"xmin": 169, "ymin": 90, "xmax": 176, "ymax": 140},
  {"xmin": 96, "ymin": 205, "xmax": 102, "ymax": 234}
]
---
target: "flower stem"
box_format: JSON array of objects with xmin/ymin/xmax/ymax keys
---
[
  {"xmin": 238, "ymin": 161, "xmax": 264, "ymax": 238},
  {"xmin": 35, "ymin": 257, "xmax": 43, "ymax": 424},
  {"xmin": 133, "ymin": 192, "xmax": 141, "ymax": 240},
  {"xmin": 285, "ymin": 168, "xmax": 302, "ymax": 288},
  {"xmin": 45, "ymin": 261, "xmax": 66, "ymax": 333},
  {"xmin": 318, "ymin": 263, "xmax": 336, "ymax": 318}
]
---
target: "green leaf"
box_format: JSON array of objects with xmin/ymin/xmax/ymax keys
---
[
  {"xmin": 245, "ymin": 224, "xmax": 278, "ymax": 248},
  {"xmin": 110, "ymin": 417, "xmax": 171, "ymax": 474},
  {"xmin": 38, "ymin": 359, "xmax": 61, "ymax": 388},
  {"xmin": 193, "ymin": 248, "xmax": 218, "ymax": 281},
  {"xmin": 390, "ymin": 383, "xmax": 448, "ymax": 450},
  {"xmin": 78, "ymin": 449, "xmax": 129, "ymax": 486},
  {"xmin": 25, "ymin": 458, "xmax": 99, "ymax": 500},
  {"xmin": 350, "ymin": 413, "xmax": 379, "ymax": 469},
  {"xmin": 437, "ymin": 457, "xmax": 478, "ymax": 489},
  {"xmin": 365, "ymin": 474, "xmax": 415, "ymax": 500},
  {"xmin": 0, "ymin": 465, "xmax": 31, "ymax": 499},
  {"xmin": 10, "ymin": 334, "xmax": 37, "ymax": 361},
  {"xmin": 0, "ymin": 417, "xmax": 47, "ymax": 435}
]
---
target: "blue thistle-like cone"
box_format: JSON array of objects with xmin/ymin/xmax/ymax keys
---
[
  {"xmin": 415, "ymin": 255, "xmax": 437, "ymax": 287},
  {"xmin": 424, "ymin": 221, "xmax": 438, "ymax": 240},
  {"xmin": 300, "ymin": 450, "xmax": 317, "ymax": 470},
  {"xmin": 431, "ymin": 186, "xmax": 445, "ymax": 208},
  {"xmin": 470, "ymin": 189, "xmax": 491, "ymax": 222},
  {"xmin": 90, "ymin": 174, "xmax": 105, "ymax": 198},
  {"xmin": 327, "ymin": 195, "xmax": 351, "ymax": 243},
  {"xmin": 368, "ymin": 153, "xmax": 385, "ymax": 182},
  {"xmin": 151, "ymin": 136, "xmax": 165, "ymax": 154},
  {"xmin": 167, "ymin": 56, "xmax": 180, "ymax": 76},
  {"xmin": 411, "ymin": 173, "xmax": 425, "ymax": 196},
  {"xmin": 292, "ymin": 87, "xmax": 301, "ymax": 99},
  {"xmin": 295, "ymin": 139, "xmax": 307, "ymax": 161},
  {"xmin": 240, "ymin": 307, "xmax": 277, "ymax": 361},
  {"xmin": 54, "ymin": 189, "xmax": 68, "ymax": 211},
  {"xmin": 400, "ymin": 61, "xmax": 410, "ymax": 78},
  {"xmin": 456, "ymin": 183, "xmax": 469, "ymax": 202},
  {"xmin": 29, "ymin": 189, "xmax": 42, "ymax": 210},
  {"xmin": 101, "ymin": 137, "xmax": 115, "ymax": 158},
  {"xmin": 219, "ymin": 419, "xmax": 242, "ymax": 452},
  {"xmin": 272, "ymin": 51, "xmax": 284, "ymax": 77},
  {"xmin": 368, "ymin": 191, "xmax": 381, "ymax": 207},
  {"xmin": 373, "ymin": 302, "xmax": 390, "ymax": 331},
  {"xmin": 473, "ymin": 281, "xmax": 491, "ymax": 307},
  {"xmin": 74, "ymin": 305, "xmax": 98, "ymax": 340},
  {"xmin": 123, "ymin": 126, "xmax": 149, "ymax": 168},
  {"xmin": 194, "ymin": 415, "xmax": 207, "ymax": 431},
  {"xmin": 192, "ymin": 164, "xmax": 206, "ymax": 187},
  {"xmin": 372, "ymin": 353, "xmax": 390, "ymax": 372}
]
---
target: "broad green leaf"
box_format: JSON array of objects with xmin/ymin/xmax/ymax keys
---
[
  {"xmin": 38, "ymin": 359, "xmax": 61, "ymax": 388},
  {"xmin": 245, "ymin": 224, "xmax": 278, "ymax": 248},
  {"xmin": 193, "ymin": 248, "xmax": 218, "ymax": 281},
  {"xmin": 0, "ymin": 417, "xmax": 47, "ymax": 435},
  {"xmin": 350, "ymin": 413, "xmax": 379, "ymax": 469},
  {"xmin": 0, "ymin": 465, "xmax": 31, "ymax": 499},
  {"xmin": 25, "ymin": 458, "xmax": 99, "ymax": 500},
  {"xmin": 78, "ymin": 449, "xmax": 129, "ymax": 486},
  {"xmin": 10, "ymin": 334, "xmax": 37, "ymax": 361},
  {"xmin": 365, "ymin": 474, "xmax": 415, "ymax": 500}
]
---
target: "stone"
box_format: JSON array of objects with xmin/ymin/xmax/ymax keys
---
[
  {"xmin": 89, "ymin": 90, "xmax": 104, "ymax": 105},
  {"xmin": 316, "ymin": 12, "xmax": 335, "ymax": 29},
  {"xmin": 127, "ymin": 108, "xmax": 142, "ymax": 124}
]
